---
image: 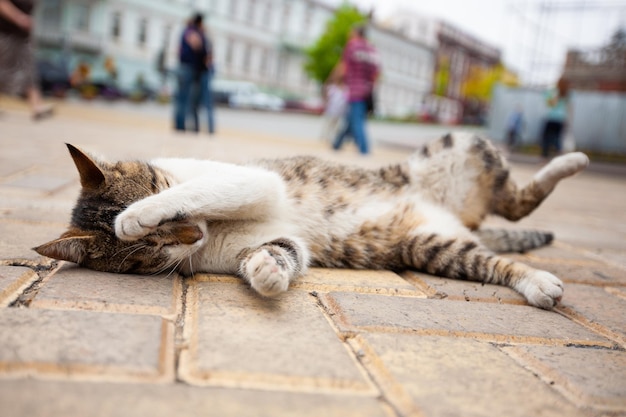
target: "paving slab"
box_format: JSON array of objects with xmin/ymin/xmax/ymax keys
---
[
  {"xmin": 179, "ymin": 279, "xmax": 373, "ymax": 393},
  {"xmin": 521, "ymin": 256, "xmax": 626, "ymax": 286},
  {"xmin": 401, "ymin": 270, "xmax": 527, "ymax": 304},
  {"xmin": 0, "ymin": 308, "xmax": 174, "ymax": 382},
  {"xmin": 0, "ymin": 266, "xmax": 39, "ymax": 307},
  {"xmin": 504, "ymin": 345, "xmax": 626, "ymax": 412},
  {"xmin": 319, "ymin": 292, "xmax": 613, "ymax": 346},
  {"xmin": 349, "ymin": 334, "xmax": 586, "ymax": 417},
  {"xmin": 292, "ymin": 268, "xmax": 425, "ymax": 296},
  {"xmin": 31, "ymin": 263, "xmax": 182, "ymax": 317},
  {"xmin": 0, "ymin": 219, "xmax": 66, "ymax": 262},
  {"xmin": 557, "ymin": 283, "xmax": 626, "ymax": 346},
  {"xmin": 0, "ymin": 194, "xmax": 74, "ymax": 224},
  {"xmin": 0, "ymin": 379, "xmax": 393, "ymax": 417}
]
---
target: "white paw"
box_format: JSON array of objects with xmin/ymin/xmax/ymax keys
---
[
  {"xmin": 115, "ymin": 203, "xmax": 169, "ymax": 241},
  {"xmin": 515, "ymin": 271, "xmax": 564, "ymax": 309},
  {"xmin": 550, "ymin": 152, "xmax": 589, "ymax": 177},
  {"xmin": 246, "ymin": 250, "xmax": 290, "ymax": 297}
]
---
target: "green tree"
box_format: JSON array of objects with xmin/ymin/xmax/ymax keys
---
[
  {"xmin": 462, "ymin": 63, "xmax": 520, "ymax": 102},
  {"xmin": 303, "ymin": 4, "xmax": 367, "ymax": 84}
]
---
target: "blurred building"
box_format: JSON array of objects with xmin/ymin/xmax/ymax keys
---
[
  {"xmin": 382, "ymin": 11, "xmax": 502, "ymax": 124},
  {"xmin": 32, "ymin": 0, "xmax": 435, "ymax": 117},
  {"xmin": 563, "ymin": 30, "xmax": 626, "ymax": 93}
]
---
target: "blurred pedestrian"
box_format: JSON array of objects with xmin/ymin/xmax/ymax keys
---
[
  {"xmin": 0, "ymin": 0, "xmax": 53, "ymax": 120},
  {"xmin": 506, "ymin": 105, "xmax": 524, "ymax": 149},
  {"xmin": 319, "ymin": 76, "xmax": 348, "ymax": 142},
  {"xmin": 331, "ymin": 23, "xmax": 380, "ymax": 155},
  {"xmin": 541, "ymin": 77, "xmax": 570, "ymax": 159},
  {"xmin": 174, "ymin": 13, "xmax": 214, "ymax": 134},
  {"xmin": 189, "ymin": 20, "xmax": 215, "ymax": 134}
]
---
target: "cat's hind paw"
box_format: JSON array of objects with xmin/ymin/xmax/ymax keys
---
[
  {"xmin": 245, "ymin": 249, "xmax": 290, "ymax": 297},
  {"xmin": 515, "ymin": 271, "xmax": 564, "ymax": 309},
  {"xmin": 535, "ymin": 152, "xmax": 589, "ymax": 192}
]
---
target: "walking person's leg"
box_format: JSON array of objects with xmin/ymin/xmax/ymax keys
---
[
  {"xmin": 541, "ymin": 121, "xmax": 555, "ymax": 159},
  {"xmin": 332, "ymin": 104, "xmax": 352, "ymax": 150},
  {"xmin": 174, "ymin": 64, "xmax": 194, "ymax": 131},
  {"xmin": 189, "ymin": 78, "xmax": 201, "ymax": 133},
  {"xmin": 205, "ymin": 69, "xmax": 215, "ymax": 134},
  {"xmin": 351, "ymin": 100, "xmax": 369, "ymax": 154},
  {"xmin": 553, "ymin": 122, "xmax": 564, "ymax": 155}
]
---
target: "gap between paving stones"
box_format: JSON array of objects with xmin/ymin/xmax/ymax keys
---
[
  {"xmin": 173, "ymin": 277, "xmax": 191, "ymax": 384},
  {"xmin": 501, "ymin": 345, "xmax": 626, "ymax": 413},
  {"xmin": 317, "ymin": 292, "xmax": 618, "ymax": 349},
  {"xmin": 177, "ymin": 279, "xmax": 378, "ymax": 395},
  {"xmin": 345, "ymin": 335, "xmax": 426, "ymax": 417},
  {"xmin": 4, "ymin": 261, "xmax": 60, "ymax": 308},
  {"xmin": 555, "ymin": 306, "xmax": 626, "ymax": 349},
  {"xmin": 310, "ymin": 290, "xmax": 420, "ymax": 417}
]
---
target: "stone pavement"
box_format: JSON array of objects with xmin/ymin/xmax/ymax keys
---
[{"xmin": 1, "ymin": 100, "xmax": 625, "ymax": 417}]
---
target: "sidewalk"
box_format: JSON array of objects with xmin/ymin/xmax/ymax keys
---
[{"xmin": 1, "ymin": 101, "xmax": 625, "ymax": 417}]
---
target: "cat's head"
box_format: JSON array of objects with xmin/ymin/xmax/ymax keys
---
[{"xmin": 34, "ymin": 145, "xmax": 202, "ymax": 274}]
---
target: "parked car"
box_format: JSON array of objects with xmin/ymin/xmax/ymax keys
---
[
  {"xmin": 212, "ymin": 79, "xmax": 285, "ymax": 111},
  {"xmin": 37, "ymin": 60, "xmax": 70, "ymax": 96}
]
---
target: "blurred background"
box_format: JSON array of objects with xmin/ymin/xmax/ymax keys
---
[{"xmin": 27, "ymin": 0, "xmax": 626, "ymax": 156}]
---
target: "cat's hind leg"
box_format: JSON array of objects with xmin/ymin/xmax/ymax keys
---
[
  {"xmin": 403, "ymin": 232, "xmax": 563, "ymax": 309},
  {"xmin": 238, "ymin": 237, "xmax": 309, "ymax": 297},
  {"xmin": 492, "ymin": 152, "xmax": 589, "ymax": 221}
]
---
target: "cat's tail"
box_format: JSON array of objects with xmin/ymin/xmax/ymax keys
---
[{"xmin": 474, "ymin": 228, "xmax": 553, "ymax": 253}]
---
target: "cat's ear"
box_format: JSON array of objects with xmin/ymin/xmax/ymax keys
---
[
  {"xmin": 66, "ymin": 144, "xmax": 105, "ymax": 189},
  {"xmin": 33, "ymin": 233, "xmax": 93, "ymax": 264}
]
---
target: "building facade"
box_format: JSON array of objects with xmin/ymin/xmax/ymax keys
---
[
  {"xmin": 32, "ymin": 0, "xmax": 434, "ymax": 117},
  {"xmin": 383, "ymin": 11, "xmax": 502, "ymax": 123}
]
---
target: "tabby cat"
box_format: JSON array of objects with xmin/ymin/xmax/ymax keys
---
[{"xmin": 35, "ymin": 133, "xmax": 589, "ymax": 309}]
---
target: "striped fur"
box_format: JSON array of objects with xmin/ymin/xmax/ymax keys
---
[{"xmin": 35, "ymin": 134, "xmax": 589, "ymax": 309}]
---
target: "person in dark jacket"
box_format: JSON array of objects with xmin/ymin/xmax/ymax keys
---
[{"xmin": 174, "ymin": 13, "xmax": 214, "ymax": 133}]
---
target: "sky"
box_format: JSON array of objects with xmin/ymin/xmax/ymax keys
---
[{"xmin": 326, "ymin": 0, "xmax": 626, "ymax": 86}]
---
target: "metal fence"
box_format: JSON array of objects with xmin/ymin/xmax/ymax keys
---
[{"xmin": 487, "ymin": 84, "xmax": 626, "ymax": 154}]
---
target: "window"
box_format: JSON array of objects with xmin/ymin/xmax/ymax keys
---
[
  {"xmin": 262, "ymin": 1, "xmax": 273, "ymax": 30},
  {"xmin": 303, "ymin": 4, "xmax": 313, "ymax": 34},
  {"xmin": 243, "ymin": 44, "xmax": 252, "ymax": 72},
  {"xmin": 163, "ymin": 24, "xmax": 172, "ymax": 48},
  {"xmin": 225, "ymin": 38, "xmax": 234, "ymax": 67},
  {"xmin": 282, "ymin": 2, "xmax": 291, "ymax": 31},
  {"xmin": 111, "ymin": 12, "xmax": 121, "ymax": 40},
  {"xmin": 260, "ymin": 49, "xmax": 268, "ymax": 74},
  {"xmin": 229, "ymin": 0, "xmax": 238, "ymax": 18},
  {"xmin": 138, "ymin": 18, "xmax": 147, "ymax": 47},
  {"xmin": 246, "ymin": 0, "xmax": 256, "ymax": 23},
  {"xmin": 75, "ymin": 4, "xmax": 90, "ymax": 31}
]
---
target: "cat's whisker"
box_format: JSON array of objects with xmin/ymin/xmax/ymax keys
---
[
  {"xmin": 117, "ymin": 244, "xmax": 148, "ymax": 271},
  {"xmin": 188, "ymin": 255, "xmax": 195, "ymax": 278},
  {"xmin": 112, "ymin": 242, "xmax": 147, "ymax": 258}
]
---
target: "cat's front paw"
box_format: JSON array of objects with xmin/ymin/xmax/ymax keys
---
[
  {"xmin": 115, "ymin": 203, "xmax": 169, "ymax": 241},
  {"xmin": 515, "ymin": 271, "xmax": 563, "ymax": 309},
  {"xmin": 245, "ymin": 249, "xmax": 290, "ymax": 297}
]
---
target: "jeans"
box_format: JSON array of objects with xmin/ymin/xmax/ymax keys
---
[
  {"xmin": 541, "ymin": 119, "xmax": 564, "ymax": 158},
  {"xmin": 332, "ymin": 100, "xmax": 369, "ymax": 154},
  {"xmin": 174, "ymin": 64, "xmax": 215, "ymax": 133}
]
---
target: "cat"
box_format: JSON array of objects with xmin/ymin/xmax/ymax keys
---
[{"xmin": 34, "ymin": 132, "xmax": 589, "ymax": 309}]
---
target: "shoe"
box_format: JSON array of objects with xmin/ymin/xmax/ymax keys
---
[{"xmin": 33, "ymin": 106, "xmax": 54, "ymax": 121}]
